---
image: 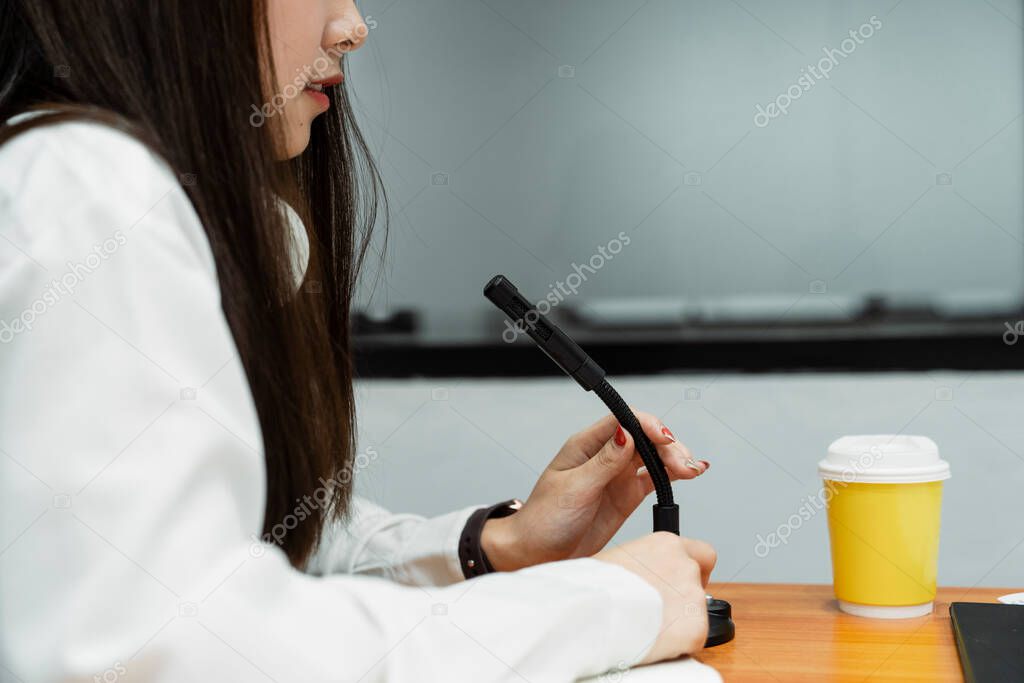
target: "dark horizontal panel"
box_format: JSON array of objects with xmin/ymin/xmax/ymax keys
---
[{"xmin": 353, "ymin": 334, "xmax": 1024, "ymax": 378}]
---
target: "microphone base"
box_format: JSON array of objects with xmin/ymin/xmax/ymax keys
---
[{"xmin": 705, "ymin": 597, "xmax": 736, "ymax": 648}]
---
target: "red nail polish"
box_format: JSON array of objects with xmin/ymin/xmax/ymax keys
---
[
  {"xmin": 614, "ymin": 426, "xmax": 626, "ymax": 447},
  {"xmin": 660, "ymin": 425, "xmax": 676, "ymax": 442}
]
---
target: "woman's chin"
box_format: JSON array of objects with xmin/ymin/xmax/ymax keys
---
[
  {"xmin": 280, "ymin": 122, "xmax": 314, "ymax": 159},
  {"xmin": 288, "ymin": 134, "xmax": 313, "ymax": 159}
]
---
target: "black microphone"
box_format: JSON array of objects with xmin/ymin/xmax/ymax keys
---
[
  {"xmin": 483, "ymin": 274, "xmax": 735, "ymax": 648},
  {"xmin": 484, "ymin": 274, "xmax": 677, "ymax": 531}
]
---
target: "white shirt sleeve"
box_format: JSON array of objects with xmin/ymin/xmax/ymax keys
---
[
  {"xmin": 306, "ymin": 496, "xmax": 482, "ymax": 586},
  {"xmin": 0, "ymin": 120, "xmax": 663, "ymax": 683}
]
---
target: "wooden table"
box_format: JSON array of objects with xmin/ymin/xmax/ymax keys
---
[{"xmin": 695, "ymin": 583, "xmax": 1015, "ymax": 682}]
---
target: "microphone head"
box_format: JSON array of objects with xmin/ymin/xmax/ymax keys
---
[
  {"xmin": 483, "ymin": 274, "xmax": 532, "ymax": 327},
  {"xmin": 483, "ymin": 274, "xmax": 605, "ymax": 390}
]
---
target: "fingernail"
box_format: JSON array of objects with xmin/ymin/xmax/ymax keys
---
[
  {"xmin": 614, "ymin": 425, "xmax": 626, "ymax": 447},
  {"xmin": 636, "ymin": 465, "xmax": 648, "ymax": 477},
  {"xmin": 660, "ymin": 425, "xmax": 676, "ymax": 442},
  {"xmin": 684, "ymin": 458, "xmax": 702, "ymax": 472},
  {"xmin": 700, "ymin": 460, "xmax": 710, "ymax": 471}
]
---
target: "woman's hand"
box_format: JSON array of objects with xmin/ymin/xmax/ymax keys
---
[
  {"xmin": 595, "ymin": 533, "xmax": 717, "ymax": 662},
  {"xmin": 481, "ymin": 411, "xmax": 710, "ymax": 571}
]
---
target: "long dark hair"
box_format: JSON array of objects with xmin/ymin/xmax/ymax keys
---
[{"xmin": 0, "ymin": 0, "xmax": 386, "ymax": 566}]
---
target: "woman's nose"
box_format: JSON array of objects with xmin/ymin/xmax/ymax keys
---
[{"xmin": 325, "ymin": 1, "xmax": 368, "ymax": 54}]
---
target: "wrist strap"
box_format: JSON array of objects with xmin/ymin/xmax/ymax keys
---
[{"xmin": 458, "ymin": 499, "xmax": 521, "ymax": 579}]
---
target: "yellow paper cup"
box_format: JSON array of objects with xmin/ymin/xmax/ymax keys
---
[{"xmin": 819, "ymin": 435, "xmax": 950, "ymax": 618}]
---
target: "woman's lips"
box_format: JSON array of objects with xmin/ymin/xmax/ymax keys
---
[
  {"xmin": 313, "ymin": 74, "xmax": 344, "ymax": 87},
  {"xmin": 303, "ymin": 74, "xmax": 343, "ymax": 110},
  {"xmin": 303, "ymin": 88, "xmax": 331, "ymax": 109}
]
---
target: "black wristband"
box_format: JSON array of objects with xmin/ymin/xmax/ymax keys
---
[{"xmin": 458, "ymin": 499, "xmax": 522, "ymax": 579}]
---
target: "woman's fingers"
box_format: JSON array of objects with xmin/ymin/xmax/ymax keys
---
[
  {"xmin": 550, "ymin": 413, "xmax": 619, "ymax": 469},
  {"xmin": 579, "ymin": 424, "xmax": 635, "ymax": 487},
  {"xmin": 554, "ymin": 409, "xmax": 711, "ymax": 483},
  {"xmin": 628, "ymin": 407, "xmax": 676, "ymax": 447},
  {"xmin": 627, "ymin": 408, "xmax": 709, "ymax": 480},
  {"xmin": 681, "ymin": 537, "xmax": 717, "ymax": 587},
  {"xmin": 660, "ymin": 438, "xmax": 710, "ymax": 480}
]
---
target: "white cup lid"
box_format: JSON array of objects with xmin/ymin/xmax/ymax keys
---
[{"xmin": 818, "ymin": 435, "xmax": 951, "ymax": 484}]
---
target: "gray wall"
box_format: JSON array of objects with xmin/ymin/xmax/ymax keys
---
[
  {"xmin": 355, "ymin": 372, "xmax": 1024, "ymax": 587},
  {"xmin": 349, "ymin": 0, "xmax": 1024, "ymax": 326},
  {"xmin": 346, "ymin": 0, "xmax": 1024, "ymax": 587}
]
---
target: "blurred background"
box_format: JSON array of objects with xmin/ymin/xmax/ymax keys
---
[{"xmin": 347, "ymin": 0, "xmax": 1024, "ymax": 587}]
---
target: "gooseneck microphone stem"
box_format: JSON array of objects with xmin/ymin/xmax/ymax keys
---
[
  {"xmin": 592, "ymin": 379, "xmax": 679, "ymax": 533},
  {"xmin": 483, "ymin": 275, "xmax": 679, "ymax": 534}
]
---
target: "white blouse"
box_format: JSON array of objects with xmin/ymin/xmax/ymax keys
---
[{"xmin": 0, "ymin": 118, "xmax": 669, "ymax": 682}]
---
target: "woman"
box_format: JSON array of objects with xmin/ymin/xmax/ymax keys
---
[{"xmin": 0, "ymin": 1, "xmax": 717, "ymax": 680}]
